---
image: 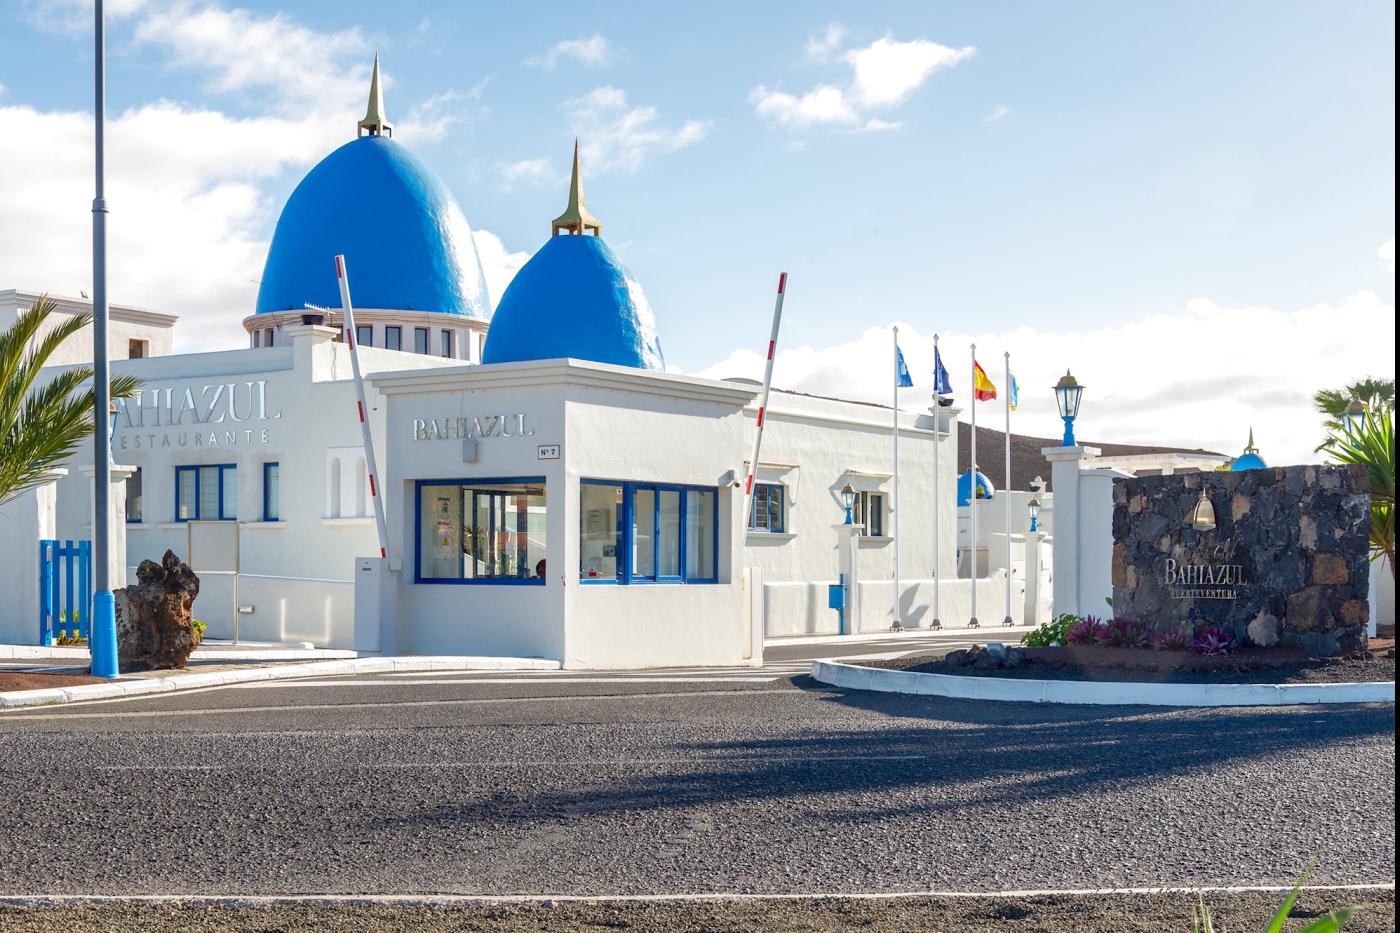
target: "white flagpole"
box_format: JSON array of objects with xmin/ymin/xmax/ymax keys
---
[
  {"xmin": 969, "ymin": 343, "xmax": 978, "ymax": 628},
  {"xmin": 931, "ymin": 334, "xmax": 941, "ymax": 630},
  {"xmin": 892, "ymin": 326, "xmax": 902, "ymax": 631},
  {"xmin": 1004, "ymin": 351, "xmax": 1013, "ymax": 627}
]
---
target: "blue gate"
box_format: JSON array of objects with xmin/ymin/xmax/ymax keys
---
[{"xmin": 39, "ymin": 539, "xmax": 92, "ymax": 646}]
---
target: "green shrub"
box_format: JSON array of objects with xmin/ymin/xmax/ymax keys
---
[
  {"xmin": 191, "ymin": 619, "xmax": 207, "ymax": 639},
  {"xmin": 1191, "ymin": 864, "xmax": 1358, "ymax": 933},
  {"xmin": 1020, "ymin": 613, "xmax": 1078, "ymax": 647}
]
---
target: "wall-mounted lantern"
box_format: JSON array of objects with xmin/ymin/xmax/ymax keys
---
[
  {"xmin": 840, "ymin": 483, "xmax": 856, "ymax": 525},
  {"xmin": 1053, "ymin": 370, "xmax": 1084, "ymax": 447},
  {"xmin": 1028, "ymin": 497, "xmax": 1041, "ymax": 533},
  {"xmin": 1190, "ymin": 488, "xmax": 1216, "ymax": 532}
]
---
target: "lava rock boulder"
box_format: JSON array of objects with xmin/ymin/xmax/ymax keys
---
[{"xmin": 113, "ymin": 550, "xmax": 201, "ymax": 672}]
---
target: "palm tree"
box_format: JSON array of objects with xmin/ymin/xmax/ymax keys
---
[
  {"xmin": 1314, "ymin": 378, "xmax": 1395, "ymax": 431},
  {"xmin": 1, "ymin": 295, "xmax": 142, "ymax": 506},
  {"xmin": 1320, "ymin": 404, "xmax": 1395, "ymax": 580}
]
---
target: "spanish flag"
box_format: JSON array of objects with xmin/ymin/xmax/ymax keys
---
[{"xmin": 973, "ymin": 361, "xmax": 997, "ymax": 401}]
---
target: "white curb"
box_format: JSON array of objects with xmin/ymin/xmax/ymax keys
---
[
  {"xmin": 810, "ymin": 660, "xmax": 1397, "ymax": 707},
  {"xmin": 767, "ymin": 626, "xmax": 1034, "ymax": 648},
  {"xmin": 0, "ymin": 656, "xmax": 561, "ymax": 710}
]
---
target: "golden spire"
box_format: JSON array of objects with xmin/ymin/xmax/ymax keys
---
[
  {"xmin": 1243, "ymin": 427, "xmax": 1258, "ymax": 454},
  {"xmin": 551, "ymin": 140, "xmax": 601, "ymax": 236},
  {"xmin": 357, "ymin": 55, "xmax": 393, "ymax": 138}
]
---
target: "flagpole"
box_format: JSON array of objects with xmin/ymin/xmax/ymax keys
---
[
  {"xmin": 1004, "ymin": 351, "xmax": 1013, "ymax": 627},
  {"xmin": 931, "ymin": 334, "xmax": 941, "ymax": 630},
  {"xmin": 969, "ymin": 342, "xmax": 978, "ymax": 628},
  {"xmin": 892, "ymin": 326, "xmax": 902, "ymax": 631}
]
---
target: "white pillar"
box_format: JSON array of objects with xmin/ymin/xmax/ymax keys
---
[
  {"xmin": 834, "ymin": 522, "xmax": 863, "ymax": 633},
  {"xmin": 81, "ymin": 463, "xmax": 134, "ymax": 589},
  {"xmin": 1023, "ymin": 531, "xmax": 1045, "ymax": 626},
  {"xmin": 0, "ymin": 470, "xmax": 65, "ymax": 644},
  {"xmin": 1042, "ymin": 445, "xmax": 1099, "ymax": 619}
]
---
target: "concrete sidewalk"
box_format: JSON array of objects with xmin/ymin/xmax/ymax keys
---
[{"xmin": 0, "ymin": 656, "xmax": 562, "ymax": 710}]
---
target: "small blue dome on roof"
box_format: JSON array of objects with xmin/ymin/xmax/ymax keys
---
[
  {"xmin": 1229, "ymin": 429, "xmax": 1268, "ymax": 471},
  {"xmin": 255, "ymin": 135, "xmax": 488, "ymax": 317},
  {"xmin": 958, "ymin": 469, "xmax": 995, "ymax": 506}
]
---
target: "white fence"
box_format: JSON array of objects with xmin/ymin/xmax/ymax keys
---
[{"xmin": 763, "ymin": 572, "xmax": 1024, "ymax": 637}]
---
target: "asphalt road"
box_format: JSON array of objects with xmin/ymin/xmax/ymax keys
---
[{"xmin": 0, "ymin": 635, "xmax": 1393, "ymax": 902}]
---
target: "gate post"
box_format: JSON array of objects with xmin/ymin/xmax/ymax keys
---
[{"xmin": 0, "ymin": 470, "xmax": 65, "ymax": 645}]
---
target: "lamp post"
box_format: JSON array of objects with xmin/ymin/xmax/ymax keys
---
[
  {"xmin": 1342, "ymin": 396, "xmax": 1368, "ymax": 435},
  {"xmin": 1053, "ymin": 370, "xmax": 1084, "ymax": 447},
  {"xmin": 840, "ymin": 483, "xmax": 856, "ymax": 525},
  {"xmin": 1029, "ymin": 475, "xmax": 1044, "ymax": 493},
  {"xmin": 1028, "ymin": 497, "xmax": 1041, "ymax": 533}
]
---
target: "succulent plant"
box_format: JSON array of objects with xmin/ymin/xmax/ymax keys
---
[
  {"xmin": 1191, "ymin": 627, "xmax": 1236, "ymax": 655},
  {"xmin": 1104, "ymin": 616, "xmax": 1152, "ymax": 649},
  {"xmin": 1066, "ymin": 615, "xmax": 1105, "ymax": 645},
  {"xmin": 1152, "ymin": 625, "xmax": 1193, "ymax": 652}
]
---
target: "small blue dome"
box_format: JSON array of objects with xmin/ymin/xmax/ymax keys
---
[
  {"xmin": 1231, "ymin": 452, "xmax": 1267, "ymax": 471},
  {"xmin": 958, "ymin": 469, "xmax": 995, "ymax": 506},
  {"xmin": 256, "ymin": 135, "xmax": 488, "ymax": 317},
  {"xmin": 482, "ymin": 235, "xmax": 664, "ymax": 370}
]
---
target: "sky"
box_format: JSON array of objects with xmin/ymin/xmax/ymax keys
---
[{"xmin": 0, "ymin": 0, "xmax": 1393, "ymax": 467}]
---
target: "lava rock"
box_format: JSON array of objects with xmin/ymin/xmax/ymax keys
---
[{"xmin": 114, "ymin": 549, "xmax": 201, "ymax": 672}]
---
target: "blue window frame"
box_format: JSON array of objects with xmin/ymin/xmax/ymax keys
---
[
  {"xmin": 355, "ymin": 325, "xmax": 372, "ymax": 348},
  {"xmin": 263, "ymin": 462, "xmax": 281, "ymax": 521},
  {"xmin": 175, "ymin": 464, "xmax": 237, "ymax": 521},
  {"xmin": 749, "ymin": 483, "xmax": 785, "ymax": 532},
  {"xmin": 580, "ymin": 479, "xmax": 718, "ymax": 585},
  {"xmin": 415, "ymin": 478, "xmax": 547, "ymax": 584}
]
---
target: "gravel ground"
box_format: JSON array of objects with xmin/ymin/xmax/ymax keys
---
[
  {"xmin": 864, "ymin": 649, "xmax": 1397, "ymax": 684},
  {"xmin": 0, "ymin": 890, "xmax": 1393, "ymax": 932}
]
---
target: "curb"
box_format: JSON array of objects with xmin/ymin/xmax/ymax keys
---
[
  {"xmin": 1, "ymin": 645, "xmax": 360, "ymax": 662},
  {"xmin": 767, "ymin": 626, "xmax": 1033, "ymax": 648},
  {"xmin": 0, "ymin": 656, "xmax": 561, "ymax": 710},
  {"xmin": 810, "ymin": 660, "xmax": 1397, "ymax": 707}
]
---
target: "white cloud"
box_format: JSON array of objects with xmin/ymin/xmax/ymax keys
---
[
  {"xmin": 565, "ymin": 87, "xmax": 708, "ymax": 172},
  {"xmin": 526, "ymin": 35, "xmax": 614, "ymax": 70},
  {"xmin": 694, "ymin": 291, "xmax": 1395, "ymax": 468},
  {"xmin": 498, "ymin": 158, "xmax": 556, "ymax": 190},
  {"xmin": 984, "ymin": 104, "xmax": 1010, "ymax": 123},
  {"xmin": 1381, "ymin": 237, "xmax": 1395, "ymax": 275},
  {"xmin": 752, "ymin": 33, "xmax": 973, "ymax": 132},
  {"xmin": 396, "ymin": 91, "xmax": 466, "ymax": 144},
  {"xmin": 472, "ymin": 230, "xmax": 532, "ymax": 312},
  {"xmin": 805, "ymin": 24, "xmax": 846, "ymax": 61}
]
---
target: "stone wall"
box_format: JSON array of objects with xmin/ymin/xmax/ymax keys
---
[{"xmin": 1112, "ymin": 464, "xmax": 1370, "ymax": 656}]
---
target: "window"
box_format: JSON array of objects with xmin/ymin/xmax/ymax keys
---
[
  {"xmin": 477, "ymin": 332, "xmax": 487, "ymax": 361},
  {"xmin": 580, "ymin": 480, "xmax": 718, "ymax": 584},
  {"xmin": 355, "ymin": 325, "xmax": 373, "ymax": 348},
  {"xmin": 440, "ymin": 329, "xmax": 453, "ymax": 358},
  {"xmin": 415, "ymin": 327, "xmax": 429, "ymax": 354},
  {"xmin": 265, "ymin": 328, "xmax": 274, "ymax": 347},
  {"xmin": 385, "ymin": 325, "xmax": 402, "ymax": 351},
  {"xmin": 175, "ymin": 464, "xmax": 237, "ymax": 521},
  {"xmin": 853, "ymin": 491, "xmax": 885, "ymax": 536},
  {"xmin": 748, "ymin": 483, "xmax": 785, "ymax": 532},
  {"xmin": 252, "ymin": 330, "xmax": 261, "ymax": 348},
  {"xmin": 126, "ymin": 467, "xmax": 143, "ymax": 523},
  {"xmin": 128, "ymin": 339, "xmax": 146, "ymax": 359},
  {"xmin": 416, "ymin": 479, "xmax": 547, "ymax": 583},
  {"xmin": 263, "ymin": 462, "xmax": 280, "ymax": 521}
]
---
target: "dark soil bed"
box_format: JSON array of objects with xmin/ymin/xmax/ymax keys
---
[
  {"xmin": 0, "ymin": 671, "xmax": 109, "ymax": 692},
  {"xmin": 862, "ymin": 638, "xmax": 1396, "ymax": 685}
]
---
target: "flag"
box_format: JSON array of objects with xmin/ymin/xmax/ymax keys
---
[
  {"xmin": 1009, "ymin": 373, "xmax": 1019, "ymax": 410},
  {"xmin": 933, "ymin": 347, "xmax": 952, "ymax": 396},
  {"xmin": 896, "ymin": 345, "xmax": 914, "ymax": 388},
  {"xmin": 973, "ymin": 361, "xmax": 997, "ymax": 401}
]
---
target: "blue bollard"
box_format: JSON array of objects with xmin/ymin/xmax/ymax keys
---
[{"xmin": 90, "ymin": 590, "xmax": 120, "ymax": 679}]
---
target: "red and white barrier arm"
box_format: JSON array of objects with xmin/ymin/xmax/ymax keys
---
[
  {"xmin": 743, "ymin": 273, "xmax": 788, "ymax": 530},
  {"xmin": 335, "ymin": 255, "xmax": 392, "ymax": 560}
]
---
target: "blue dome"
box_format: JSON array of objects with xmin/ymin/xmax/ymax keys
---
[
  {"xmin": 1230, "ymin": 452, "xmax": 1267, "ymax": 471},
  {"xmin": 482, "ymin": 235, "xmax": 664, "ymax": 370},
  {"xmin": 256, "ymin": 135, "xmax": 488, "ymax": 317},
  {"xmin": 958, "ymin": 470, "xmax": 995, "ymax": 506}
]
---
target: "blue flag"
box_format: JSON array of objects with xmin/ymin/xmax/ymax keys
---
[
  {"xmin": 933, "ymin": 347, "xmax": 952, "ymax": 395},
  {"xmin": 896, "ymin": 346, "xmax": 914, "ymax": 388}
]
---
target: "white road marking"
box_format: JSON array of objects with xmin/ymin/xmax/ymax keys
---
[{"xmin": 233, "ymin": 676, "xmax": 786, "ymax": 687}]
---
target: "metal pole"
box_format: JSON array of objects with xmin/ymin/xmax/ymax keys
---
[
  {"xmin": 892, "ymin": 326, "xmax": 901, "ymax": 631},
  {"xmin": 89, "ymin": 0, "xmax": 119, "ymax": 679},
  {"xmin": 969, "ymin": 343, "xmax": 978, "ymax": 628},
  {"xmin": 335, "ymin": 256, "xmax": 392, "ymax": 559},
  {"xmin": 1004, "ymin": 351, "xmax": 1013, "ymax": 626},
  {"xmin": 931, "ymin": 334, "xmax": 941, "ymax": 629},
  {"xmin": 743, "ymin": 273, "xmax": 788, "ymax": 532}
]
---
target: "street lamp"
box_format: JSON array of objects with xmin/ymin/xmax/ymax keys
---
[
  {"xmin": 840, "ymin": 483, "xmax": 856, "ymax": 525},
  {"xmin": 1053, "ymin": 370, "xmax": 1084, "ymax": 447},
  {"xmin": 1342, "ymin": 396, "xmax": 1368, "ymax": 435},
  {"xmin": 1028, "ymin": 497, "xmax": 1041, "ymax": 533}
]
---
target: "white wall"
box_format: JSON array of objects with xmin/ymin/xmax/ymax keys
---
[
  {"xmin": 762, "ymin": 573, "xmax": 1021, "ymax": 636},
  {"xmin": 1, "ymin": 290, "xmax": 176, "ymax": 365},
  {"xmin": 1077, "ymin": 469, "xmax": 1129, "ymax": 616},
  {"xmin": 0, "ymin": 477, "xmax": 60, "ymax": 644}
]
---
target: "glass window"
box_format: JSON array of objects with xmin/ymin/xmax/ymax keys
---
[
  {"xmin": 749, "ymin": 483, "xmax": 785, "ymax": 532},
  {"xmin": 582, "ymin": 481, "xmax": 719, "ymax": 584},
  {"xmin": 126, "ymin": 467, "xmax": 143, "ymax": 523},
  {"xmin": 265, "ymin": 328, "xmax": 274, "ymax": 347},
  {"xmin": 440, "ymin": 329, "xmax": 453, "ymax": 357},
  {"xmin": 264, "ymin": 462, "xmax": 280, "ymax": 521},
  {"xmin": 580, "ymin": 482, "xmax": 622, "ymax": 581},
  {"xmin": 385, "ymin": 326, "xmax": 402, "ymax": 351},
  {"xmin": 175, "ymin": 464, "xmax": 236, "ymax": 521},
  {"xmin": 632, "ymin": 487, "xmax": 656, "ymax": 580},
  {"xmin": 416, "ymin": 479, "xmax": 546, "ymax": 584},
  {"xmin": 415, "ymin": 327, "xmax": 429, "ymax": 354},
  {"xmin": 854, "ymin": 491, "xmax": 885, "ymax": 537},
  {"xmin": 355, "ymin": 325, "xmax": 373, "ymax": 348}
]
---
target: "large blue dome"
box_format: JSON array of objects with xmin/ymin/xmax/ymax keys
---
[
  {"xmin": 958, "ymin": 469, "xmax": 995, "ymax": 506},
  {"xmin": 482, "ymin": 235, "xmax": 664, "ymax": 369},
  {"xmin": 1230, "ymin": 452, "xmax": 1267, "ymax": 471},
  {"xmin": 255, "ymin": 135, "xmax": 488, "ymax": 316}
]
